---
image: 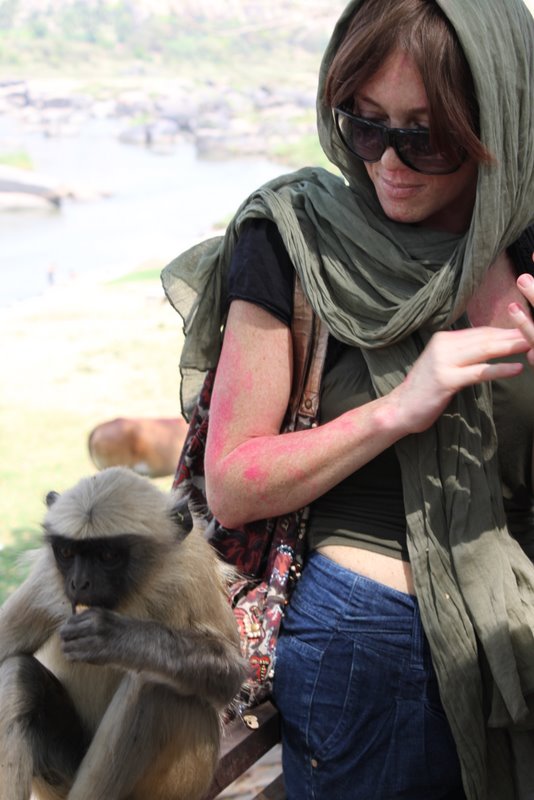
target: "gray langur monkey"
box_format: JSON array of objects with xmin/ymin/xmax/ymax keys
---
[{"xmin": 0, "ymin": 467, "xmax": 245, "ymax": 800}]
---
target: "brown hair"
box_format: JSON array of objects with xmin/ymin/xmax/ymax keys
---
[{"xmin": 324, "ymin": 0, "xmax": 493, "ymax": 163}]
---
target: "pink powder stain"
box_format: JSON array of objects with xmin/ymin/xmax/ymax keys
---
[
  {"xmin": 242, "ymin": 434, "xmax": 309, "ymax": 485},
  {"xmin": 243, "ymin": 463, "xmax": 267, "ymax": 484},
  {"xmin": 207, "ymin": 392, "xmax": 234, "ymax": 460},
  {"xmin": 208, "ymin": 326, "xmax": 263, "ymax": 464}
]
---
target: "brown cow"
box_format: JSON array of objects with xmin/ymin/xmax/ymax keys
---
[{"xmin": 88, "ymin": 416, "xmax": 189, "ymax": 479}]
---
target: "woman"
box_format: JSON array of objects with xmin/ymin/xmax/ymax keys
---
[{"xmin": 162, "ymin": 0, "xmax": 534, "ymax": 797}]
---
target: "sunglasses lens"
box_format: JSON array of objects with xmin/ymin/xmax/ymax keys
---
[
  {"xmin": 336, "ymin": 113, "xmax": 385, "ymax": 161},
  {"xmin": 397, "ymin": 132, "xmax": 462, "ymax": 174}
]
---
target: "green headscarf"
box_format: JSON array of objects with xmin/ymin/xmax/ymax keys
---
[{"xmin": 162, "ymin": 1, "xmax": 534, "ymax": 796}]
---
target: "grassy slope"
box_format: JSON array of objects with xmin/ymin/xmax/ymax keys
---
[{"xmin": 0, "ymin": 264, "xmax": 183, "ymax": 600}]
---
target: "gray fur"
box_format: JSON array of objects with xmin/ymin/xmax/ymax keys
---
[{"xmin": 0, "ymin": 467, "xmax": 245, "ymax": 800}]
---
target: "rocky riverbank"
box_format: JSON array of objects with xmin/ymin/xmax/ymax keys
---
[{"xmin": 0, "ymin": 75, "xmax": 318, "ymax": 162}]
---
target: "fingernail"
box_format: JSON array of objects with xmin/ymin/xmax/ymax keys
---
[
  {"xmin": 518, "ymin": 273, "xmax": 534, "ymax": 288},
  {"xmin": 509, "ymin": 302, "xmax": 525, "ymax": 316}
]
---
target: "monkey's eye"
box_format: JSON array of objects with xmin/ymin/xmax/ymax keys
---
[
  {"xmin": 57, "ymin": 545, "xmax": 75, "ymax": 561},
  {"xmin": 99, "ymin": 548, "xmax": 123, "ymax": 565}
]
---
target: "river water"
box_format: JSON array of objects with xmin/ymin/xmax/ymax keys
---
[{"xmin": 0, "ymin": 114, "xmax": 286, "ymax": 308}]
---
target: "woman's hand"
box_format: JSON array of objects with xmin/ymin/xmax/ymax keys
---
[
  {"xmin": 392, "ymin": 326, "xmax": 530, "ymax": 434},
  {"xmin": 508, "ymin": 271, "xmax": 534, "ymax": 367},
  {"xmin": 205, "ymin": 302, "xmax": 529, "ymax": 527}
]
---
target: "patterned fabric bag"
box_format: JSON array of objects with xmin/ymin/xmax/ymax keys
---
[{"xmin": 172, "ymin": 277, "xmax": 328, "ymax": 708}]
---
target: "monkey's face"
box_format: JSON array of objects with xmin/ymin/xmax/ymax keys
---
[
  {"xmin": 42, "ymin": 468, "xmax": 190, "ymax": 611},
  {"xmin": 48, "ymin": 533, "xmax": 155, "ymax": 611}
]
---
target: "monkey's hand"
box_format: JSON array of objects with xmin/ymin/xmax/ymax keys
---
[
  {"xmin": 59, "ymin": 608, "xmax": 129, "ymax": 666},
  {"xmin": 60, "ymin": 608, "xmax": 245, "ymax": 707}
]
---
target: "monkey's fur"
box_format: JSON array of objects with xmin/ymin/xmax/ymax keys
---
[{"xmin": 0, "ymin": 467, "xmax": 245, "ymax": 800}]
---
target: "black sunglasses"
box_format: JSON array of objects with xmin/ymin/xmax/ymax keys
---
[{"xmin": 333, "ymin": 107, "xmax": 465, "ymax": 175}]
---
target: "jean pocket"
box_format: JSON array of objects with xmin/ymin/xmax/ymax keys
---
[
  {"xmin": 307, "ymin": 639, "xmax": 400, "ymax": 762},
  {"xmin": 336, "ymin": 613, "xmax": 413, "ymax": 658},
  {"xmin": 423, "ymin": 668, "xmax": 449, "ymax": 719},
  {"xmin": 272, "ymin": 633, "xmax": 323, "ymax": 740}
]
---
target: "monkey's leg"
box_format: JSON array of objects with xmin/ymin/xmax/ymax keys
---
[
  {"xmin": 0, "ymin": 655, "xmax": 89, "ymax": 800},
  {"xmin": 67, "ymin": 673, "xmax": 219, "ymax": 800}
]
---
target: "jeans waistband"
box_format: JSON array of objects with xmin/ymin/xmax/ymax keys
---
[{"xmin": 293, "ymin": 551, "xmax": 430, "ymax": 670}]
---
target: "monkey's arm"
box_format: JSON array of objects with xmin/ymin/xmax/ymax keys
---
[
  {"xmin": 0, "ymin": 554, "xmax": 65, "ymax": 660},
  {"xmin": 60, "ymin": 609, "xmax": 244, "ymax": 707}
]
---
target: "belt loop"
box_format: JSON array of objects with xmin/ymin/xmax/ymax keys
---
[{"xmin": 410, "ymin": 604, "xmax": 426, "ymax": 670}]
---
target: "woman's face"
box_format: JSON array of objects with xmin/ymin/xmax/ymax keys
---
[{"xmin": 355, "ymin": 48, "xmax": 478, "ymax": 234}]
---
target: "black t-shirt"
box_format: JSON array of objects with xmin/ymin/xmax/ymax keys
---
[
  {"xmin": 228, "ymin": 218, "xmax": 294, "ymax": 325},
  {"xmin": 227, "ymin": 219, "xmax": 534, "ymax": 560},
  {"xmin": 228, "ymin": 218, "xmax": 407, "ymax": 559}
]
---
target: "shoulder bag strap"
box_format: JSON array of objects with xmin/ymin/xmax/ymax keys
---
[{"xmin": 286, "ymin": 274, "xmax": 329, "ymax": 431}]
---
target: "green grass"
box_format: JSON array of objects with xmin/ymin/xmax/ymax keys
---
[
  {"xmin": 0, "ymin": 150, "xmax": 34, "ymax": 170},
  {"xmin": 106, "ymin": 257, "xmax": 167, "ymax": 285},
  {"xmin": 0, "ymin": 405, "xmax": 97, "ymax": 542},
  {"xmin": 0, "ymin": 541, "xmax": 41, "ymax": 602},
  {"xmin": 0, "ymin": 271, "xmax": 182, "ymax": 604},
  {"xmin": 108, "ymin": 266, "xmax": 164, "ymax": 284}
]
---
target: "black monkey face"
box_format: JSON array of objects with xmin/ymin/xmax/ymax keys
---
[{"xmin": 47, "ymin": 534, "xmax": 156, "ymax": 610}]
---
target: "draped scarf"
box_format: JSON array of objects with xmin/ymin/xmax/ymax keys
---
[{"xmin": 162, "ymin": 1, "xmax": 534, "ymax": 796}]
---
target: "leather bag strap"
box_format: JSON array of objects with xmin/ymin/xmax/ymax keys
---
[{"xmin": 286, "ymin": 274, "xmax": 329, "ymax": 431}]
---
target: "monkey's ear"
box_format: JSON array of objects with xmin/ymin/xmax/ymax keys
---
[
  {"xmin": 169, "ymin": 496, "xmax": 194, "ymax": 539},
  {"xmin": 45, "ymin": 490, "xmax": 60, "ymax": 508}
]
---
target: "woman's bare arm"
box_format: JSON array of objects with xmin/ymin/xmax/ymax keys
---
[{"xmin": 205, "ymin": 300, "xmax": 530, "ymax": 528}]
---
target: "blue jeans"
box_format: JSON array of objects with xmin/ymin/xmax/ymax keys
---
[{"xmin": 272, "ymin": 551, "xmax": 466, "ymax": 800}]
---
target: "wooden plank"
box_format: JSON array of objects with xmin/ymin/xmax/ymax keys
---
[
  {"xmin": 253, "ymin": 773, "xmax": 286, "ymax": 800},
  {"xmin": 203, "ymin": 702, "xmax": 281, "ymax": 799}
]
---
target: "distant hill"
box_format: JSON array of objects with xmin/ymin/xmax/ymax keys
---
[
  {"xmin": 0, "ymin": 0, "xmax": 347, "ymax": 84},
  {"xmin": 3, "ymin": 0, "xmax": 342, "ymax": 19}
]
